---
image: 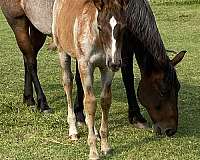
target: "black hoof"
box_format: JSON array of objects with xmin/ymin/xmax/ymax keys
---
[
  {"xmin": 23, "ymin": 95, "xmax": 35, "ymax": 106},
  {"xmin": 37, "ymin": 100, "xmax": 53, "ymax": 113},
  {"xmin": 129, "ymin": 111, "xmax": 148, "ymax": 129}
]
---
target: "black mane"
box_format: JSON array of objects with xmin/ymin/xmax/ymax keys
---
[
  {"xmin": 126, "ymin": 0, "xmax": 169, "ymax": 65},
  {"xmin": 126, "ymin": 0, "xmax": 176, "ymax": 84}
]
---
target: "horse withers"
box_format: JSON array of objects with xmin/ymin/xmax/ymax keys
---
[{"xmin": 53, "ymin": 0, "xmax": 126, "ymax": 159}]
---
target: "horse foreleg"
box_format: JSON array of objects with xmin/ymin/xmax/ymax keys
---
[
  {"xmin": 121, "ymin": 30, "xmax": 147, "ymax": 128},
  {"xmin": 99, "ymin": 68, "xmax": 114, "ymax": 155},
  {"xmin": 74, "ymin": 61, "xmax": 85, "ymax": 126},
  {"xmin": 121, "ymin": 58, "xmax": 147, "ymax": 127},
  {"xmin": 28, "ymin": 24, "xmax": 51, "ymax": 112},
  {"xmin": 59, "ymin": 53, "xmax": 78, "ymax": 140},
  {"xmin": 78, "ymin": 61, "xmax": 99, "ymax": 160}
]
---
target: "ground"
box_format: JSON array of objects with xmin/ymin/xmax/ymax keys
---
[{"xmin": 0, "ymin": 0, "xmax": 200, "ymax": 159}]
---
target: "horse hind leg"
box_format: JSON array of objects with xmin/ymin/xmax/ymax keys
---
[
  {"xmin": 23, "ymin": 23, "xmax": 47, "ymax": 107},
  {"xmin": 74, "ymin": 61, "xmax": 85, "ymax": 126},
  {"xmin": 5, "ymin": 15, "xmax": 51, "ymax": 112},
  {"xmin": 99, "ymin": 68, "xmax": 114, "ymax": 155},
  {"xmin": 59, "ymin": 52, "xmax": 78, "ymax": 140},
  {"xmin": 28, "ymin": 24, "xmax": 52, "ymax": 112}
]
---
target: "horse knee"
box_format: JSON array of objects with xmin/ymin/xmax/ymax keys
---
[
  {"xmin": 101, "ymin": 94, "xmax": 111, "ymax": 108},
  {"xmin": 84, "ymin": 94, "xmax": 96, "ymax": 114},
  {"xmin": 101, "ymin": 83, "xmax": 112, "ymax": 108}
]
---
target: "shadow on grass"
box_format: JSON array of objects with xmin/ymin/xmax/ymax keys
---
[{"xmin": 43, "ymin": 75, "xmax": 200, "ymax": 138}]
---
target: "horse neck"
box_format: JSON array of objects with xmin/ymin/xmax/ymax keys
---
[
  {"xmin": 127, "ymin": 0, "xmax": 169, "ymax": 69},
  {"xmin": 130, "ymin": 34, "xmax": 170, "ymax": 78}
]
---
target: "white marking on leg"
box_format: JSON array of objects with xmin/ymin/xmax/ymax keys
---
[
  {"xmin": 110, "ymin": 16, "xmax": 117, "ymax": 63},
  {"xmin": 59, "ymin": 52, "xmax": 78, "ymax": 138}
]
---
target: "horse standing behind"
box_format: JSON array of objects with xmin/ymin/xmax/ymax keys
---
[{"xmin": 53, "ymin": 0, "xmax": 126, "ymax": 159}]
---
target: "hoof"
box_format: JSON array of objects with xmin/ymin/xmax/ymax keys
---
[
  {"xmin": 89, "ymin": 153, "xmax": 99, "ymax": 160},
  {"xmin": 40, "ymin": 108, "xmax": 53, "ymax": 113},
  {"xmin": 128, "ymin": 110, "xmax": 147, "ymax": 125},
  {"xmin": 96, "ymin": 134, "xmax": 100, "ymax": 141},
  {"xmin": 77, "ymin": 121, "xmax": 85, "ymax": 127},
  {"xmin": 23, "ymin": 96, "xmax": 35, "ymax": 106},
  {"xmin": 37, "ymin": 99, "xmax": 52, "ymax": 113},
  {"xmin": 69, "ymin": 134, "xmax": 79, "ymax": 141},
  {"xmin": 101, "ymin": 148, "xmax": 112, "ymax": 156},
  {"xmin": 134, "ymin": 122, "xmax": 149, "ymax": 129}
]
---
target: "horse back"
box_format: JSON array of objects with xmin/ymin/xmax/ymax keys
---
[
  {"xmin": 22, "ymin": 0, "xmax": 55, "ymax": 35},
  {"xmin": 53, "ymin": 0, "xmax": 97, "ymax": 58}
]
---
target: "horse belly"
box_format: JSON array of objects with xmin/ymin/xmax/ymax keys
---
[{"xmin": 22, "ymin": 0, "xmax": 55, "ymax": 35}]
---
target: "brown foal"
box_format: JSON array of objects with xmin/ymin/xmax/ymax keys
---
[{"xmin": 53, "ymin": 0, "xmax": 126, "ymax": 159}]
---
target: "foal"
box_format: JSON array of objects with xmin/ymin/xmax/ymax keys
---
[{"xmin": 53, "ymin": 0, "xmax": 125, "ymax": 159}]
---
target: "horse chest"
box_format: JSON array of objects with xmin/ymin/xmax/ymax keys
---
[{"xmin": 89, "ymin": 52, "xmax": 106, "ymax": 68}]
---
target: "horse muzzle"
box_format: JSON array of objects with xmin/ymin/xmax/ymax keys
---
[
  {"xmin": 107, "ymin": 59, "xmax": 122, "ymax": 72},
  {"xmin": 153, "ymin": 123, "xmax": 177, "ymax": 137}
]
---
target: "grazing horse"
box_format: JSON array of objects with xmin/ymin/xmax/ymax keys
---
[
  {"xmin": 53, "ymin": 0, "xmax": 126, "ymax": 159},
  {"xmin": 74, "ymin": 0, "xmax": 186, "ymax": 137}
]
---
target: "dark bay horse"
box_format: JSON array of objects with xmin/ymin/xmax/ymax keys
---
[{"xmin": 74, "ymin": 0, "xmax": 186, "ymax": 137}]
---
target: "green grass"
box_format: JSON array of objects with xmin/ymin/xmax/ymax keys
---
[{"xmin": 1, "ymin": 1, "xmax": 200, "ymax": 159}]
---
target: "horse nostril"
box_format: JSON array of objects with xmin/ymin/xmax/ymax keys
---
[
  {"xmin": 108, "ymin": 60, "xmax": 121, "ymax": 72},
  {"xmin": 165, "ymin": 128, "xmax": 176, "ymax": 137}
]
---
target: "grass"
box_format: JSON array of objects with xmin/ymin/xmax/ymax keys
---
[{"xmin": 0, "ymin": 1, "xmax": 200, "ymax": 159}]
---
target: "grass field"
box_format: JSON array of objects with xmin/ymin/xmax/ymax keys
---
[{"xmin": 0, "ymin": 1, "xmax": 200, "ymax": 160}]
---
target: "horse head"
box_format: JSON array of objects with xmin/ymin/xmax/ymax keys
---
[
  {"xmin": 137, "ymin": 51, "xmax": 186, "ymax": 136},
  {"xmin": 93, "ymin": 0, "xmax": 127, "ymax": 72}
]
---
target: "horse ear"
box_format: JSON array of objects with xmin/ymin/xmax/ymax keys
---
[
  {"xmin": 93, "ymin": 0, "xmax": 104, "ymax": 11},
  {"xmin": 171, "ymin": 50, "xmax": 187, "ymax": 66}
]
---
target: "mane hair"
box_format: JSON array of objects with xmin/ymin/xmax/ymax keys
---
[
  {"xmin": 126, "ymin": 0, "xmax": 176, "ymax": 83},
  {"xmin": 126, "ymin": 0, "xmax": 168, "ymax": 65}
]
